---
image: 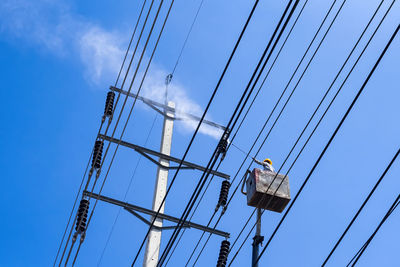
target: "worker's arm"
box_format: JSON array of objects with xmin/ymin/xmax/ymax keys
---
[{"xmin": 253, "ymin": 158, "xmax": 263, "ymax": 165}]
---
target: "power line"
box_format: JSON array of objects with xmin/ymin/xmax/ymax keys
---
[
  {"xmin": 129, "ymin": 0, "xmax": 263, "ymax": 265},
  {"xmin": 254, "ymin": 23, "xmax": 400, "ymax": 266},
  {"xmin": 97, "ymin": 114, "xmax": 158, "ymax": 266},
  {"xmin": 229, "ymin": 3, "xmax": 394, "ymax": 262},
  {"xmin": 54, "ymin": 0, "xmax": 152, "ymax": 265},
  {"xmin": 227, "ymin": 0, "xmax": 390, "ymax": 264},
  {"xmin": 98, "ymin": 0, "xmax": 206, "ymax": 263},
  {"xmin": 76, "ymin": 0, "xmax": 174, "ymax": 263},
  {"xmin": 171, "ymin": 0, "xmax": 205, "ymax": 75},
  {"xmin": 190, "ymin": 0, "xmax": 349, "ymax": 263},
  {"xmin": 229, "ymin": 0, "xmax": 310, "ymax": 145},
  {"xmin": 115, "ymin": 0, "xmax": 149, "ymax": 87},
  {"xmin": 185, "ymin": 0, "xmax": 312, "ymax": 263},
  {"xmin": 62, "ymin": 0, "xmax": 173, "ymax": 264},
  {"xmin": 183, "ymin": 0, "xmax": 310, "ymax": 265},
  {"xmin": 347, "ymin": 188, "xmax": 400, "ymax": 266},
  {"xmin": 165, "ymin": 2, "xmax": 312, "ymax": 262},
  {"xmin": 157, "ymin": 1, "xmax": 300, "ymax": 265},
  {"xmin": 322, "ymin": 147, "xmax": 400, "ymax": 266},
  {"xmin": 159, "ymin": 1, "xmax": 298, "ymax": 265}
]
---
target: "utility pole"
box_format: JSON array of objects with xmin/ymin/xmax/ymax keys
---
[
  {"xmin": 106, "ymin": 85, "xmax": 230, "ymax": 266},
  {"xmin": 252, "ymin": 208, "xmax": 263, "ymax": 267},
  {"xmin": 143, "ymin": 100, "xmax": 175, "ymax": 267}
]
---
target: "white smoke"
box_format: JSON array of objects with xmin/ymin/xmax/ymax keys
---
[{"xmin": 142, "ymin": 68, "xmax": 224, "ymax": 140}]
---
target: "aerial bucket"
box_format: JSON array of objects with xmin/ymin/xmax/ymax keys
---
[{"xmin": 244, "ymin": 168, "xmax": 290, "ymax": 213}]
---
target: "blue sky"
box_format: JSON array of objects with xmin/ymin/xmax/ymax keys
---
[{"xmin": 0, "ymin": 0, "xmax": 399, "ymax": 266}]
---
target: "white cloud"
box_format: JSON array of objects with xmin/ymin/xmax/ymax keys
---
[
  {"xmin": 0, "ymin": 0, "xmax": 223, "ymax": 139},
  {"xmin": 0, "ymin": 0, "xmax": 125, "ymax": 85},
  {"xmin": 78, "ymin": 26, "xmax": 125, "ymax": 84}
]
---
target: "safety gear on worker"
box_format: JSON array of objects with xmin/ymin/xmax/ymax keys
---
[
  {"xmin": 254, "ymin": 158, "xmax": 275, "ymax": 172},
  {"xmin": 263, "ymin": 158, "xmax": 272, "ymax": 165}
]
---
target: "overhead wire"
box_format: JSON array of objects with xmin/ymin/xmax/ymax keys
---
[
  {"xmin": 157, "ymin": 1, "xmax": 300, "ymax": 265},
  {"xmin": 171, "ymin": 0, "xmax": 205, "ymax": 75},
  {"xmin": 62, "ymin": 0, "xmax": 160, "ymax": 260},
  {"xmin": 57, "ymin": 0, "xmax": 398, "ymax": 265},
  {"xmin": 253, "ymin": 23, "xmax": 400, "ymax": 266},
  {"xmin": 74, "ymin": 0, "xmax": 174, "ymax": 264},
  {"xmin": 229, "ymin": 3, "xmax": 389, "ymax": 264},
  {"xmin": 115, "ymin": 0, "xmax": 149, "ymax": 87},
  {"xmin": 347, "ymin": 189, "xmax": 400, "ymax": 266},
  {"xmin": 97, "ymin": 0, "xmax": 206, "ymax": 264},
  {"xmin": 129, "ymin": 0, "xmax": 264, "ymax": 265},
  {"xmin": 180, "ymin": 0, "xmax": 312, "ymax": 265},
  {"xmin": 163, "ymin": 1, "xmax": 310, "ymax": 264},
  {"xmin": 228, "ymin": 0, "xmax": 309, "ymax": 145},
  {"xmin": 54, "ymin": 0, "xmax": 151, "ymax": 265},
  {"xmin": 189, "ymin": 0, "xmax": 350, "ymax": 264},
  {"xmin": 183, "ymin": 0, "xmax": 311, "ymax": 264},
  {"xmin": 227, "ymin": 1, "xmax": 390, "ymax": 264},
  {"xmin": 97, "ymin": 114, "xmax": 158, "ymax": 266},
  {"xmin": 63, "ymin": 0, "xmax": 173, "ymax": 264},
  {"xmin": 322, "ymin": 147, "xmax": 400, "ymax": 266}
]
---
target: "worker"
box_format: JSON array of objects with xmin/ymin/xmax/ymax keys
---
[{"xmin": 254, "ymin": 158, "xmax": 275, "ymax": 172}]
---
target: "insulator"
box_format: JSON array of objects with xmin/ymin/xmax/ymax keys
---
[
  {"xmin": 217, "ymin": 139, "xmax": 228, "ymax": 154},
  {"xmin": 216, "ymin": 180, "xmax": 230, "ymax": 211},
  {"xmin": 104, "ymin": 91, "xmax": 115, "ymax": 118},
  {"xmin": 165, "ymin": 73, "xmax": 173, "ymax": 85},
  {"xmin": 217, "ymin": 130, "xmax": 230, "ymax": 160},
  {"xmin": 217, "ymin": 240, "xmax": 230, "ymax": 267},
  {"xmin": 76, "ymin": 199, "xmax": 90, "ymax": 233},
  {"xmin": 91, "ymin": 140, "xmax": 104, "ymax": 169}
]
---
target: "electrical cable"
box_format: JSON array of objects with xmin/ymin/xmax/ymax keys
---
[
  {"xmin": 182, "ymin": 0, "xmax": 311, "ymax": 264},
  {"xmin": 98, "ymin": 0, "xmax": 205, "ymax": 263},
  {"xmin": 227, "ymin": 1, "xmax": 390, "ymax": 264},
  {"xmin": 63, "ymin": 0, "xmax": 170, "ymax": 265},
  {"xmin": 74, "ymin": 0, "xmax": 173, "ymax": 264},
  {"xmin": 171, "ymin": 0, "xmax": 205, "ymax": 75},
  {"xmin": 347, "ymin": 190, "xmax": 400, "ymax": 266},
  {"xmin": 230, "ymin": 6, "xmax": 391, "ymax": 265},
  {"xmin": 128, "ymin": 0, "xmax": 263, "ymax": 265},
  {"xmin": 97, "ymin": 114, "xmax": 158, "ymax": 266},
  {"xmin": 54, "ymin": 0, "xmax": 151, "ymax": 265},
  {"xmin": 322, "ymin": 148, "xmax": 400, "ymax": 266},
  {"xmin": 157, "ymin": 1, "xmax": 299, "ymax": 265},
  {"xmin": 253, "ymin": 23, "xmax": 400, "ymax": 266},
  {"xmin": 228, "ymin": 0, "xmax": 309, "ymax": 145},
  {"xmin": 189, "ymin": 0, "xmax": 349, "ymax": 263},
  {"xmin": 163, "ymin": 1, "xmax": 310, "ymax": 264},
  {"xmin": 180, "ymin": 1, "xmax": 310, "ymax": 264},
  {"xmin": 115, "ymin": 0, "xmax": 149, "ymax": 87}
]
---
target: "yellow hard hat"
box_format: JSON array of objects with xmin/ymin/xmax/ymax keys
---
[{"xmin": 264, "ymin": 158, "xmax": 272, "ymax": 165}]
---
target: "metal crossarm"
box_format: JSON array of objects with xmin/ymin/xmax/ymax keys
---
[
  {"xmin": 109, "ymin": 86, "xmax": 226, "ymax": 130},
  {"xmin": 124, "ymin": 209, "xmax": 181, "ymax": 230},
  {"xmin": 84, "ymin": 191, "xmax": 230, "ymax": 238},
  {"xmin": 98, "ymin": 134, "xmax": 230, "ymax": 179}
]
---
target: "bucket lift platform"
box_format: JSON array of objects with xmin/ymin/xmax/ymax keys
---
[{"xmin": 245, "ymin": 168, "xmax": 290, "ymax": 213}]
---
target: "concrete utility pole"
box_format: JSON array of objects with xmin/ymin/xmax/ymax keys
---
[
  {"xmin": 107, "ymin": 84, "xmax": 229, "ymax": 266},
  {"xmin": 143, "ymin": 101, "xmax": 175, "ymax": 267}
]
